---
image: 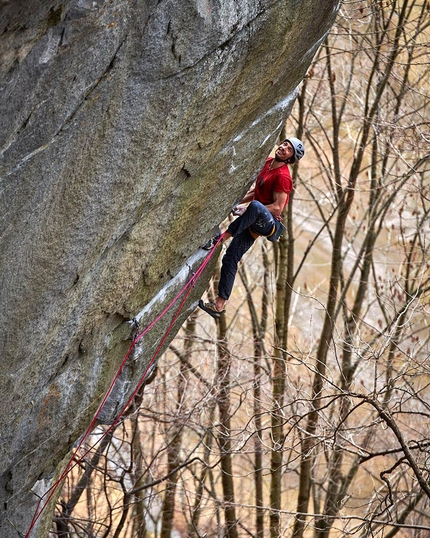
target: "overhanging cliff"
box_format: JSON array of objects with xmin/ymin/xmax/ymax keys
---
[{"xmin": 0, "ymin": 0, "xmax": 339, "ymax": 535}]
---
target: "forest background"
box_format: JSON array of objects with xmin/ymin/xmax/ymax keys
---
[{"xmin": 53, "ymin": 1, "xmax": 430, "ymax": 537}]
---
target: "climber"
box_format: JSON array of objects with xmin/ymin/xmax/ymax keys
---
[{"xmin": 198, "ymin": 137, "xmax": 305, "ymax": 319}]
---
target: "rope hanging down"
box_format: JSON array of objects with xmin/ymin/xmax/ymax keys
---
[{"xmin": 23, "ymin": 234, "xmax": 224, "ymax": 538}]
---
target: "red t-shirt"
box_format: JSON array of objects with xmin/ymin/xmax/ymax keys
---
[{"xmin": 254, "ymin": 158, "xmax": 293, "ymax": 215}]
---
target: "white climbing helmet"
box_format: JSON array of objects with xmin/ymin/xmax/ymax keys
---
[{"xmin": 284, "ymin": 137, "xmax": 305, "ymax": 163}]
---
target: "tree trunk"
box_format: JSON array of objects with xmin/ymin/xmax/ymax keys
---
[
  {"xmin": 216, "ymin": 304, "xmax": 239, "ymax": 538},
  {"xmin": 240, "ymin": 244, "xmax": 270, "ymax": 538},
  {"xmin": 160, "ymin": 316, "xmax": 195, "ymax": 538},
  {"xmin": 293, "ymin": 187, "xmax": 354, "ymax": 538},
  {"xmin": 270, "ymin": 86, "xmax": 305, "ymax": 538}
]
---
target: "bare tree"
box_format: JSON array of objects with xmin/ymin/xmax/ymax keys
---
[{"xmin": 289, "ymin": 2, "xmax": 430, "ymax": 536}]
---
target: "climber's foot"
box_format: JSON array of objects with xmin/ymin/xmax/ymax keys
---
[{"xmin": 198, "ymin": 300, "xmax": 225, "ymax": 319}]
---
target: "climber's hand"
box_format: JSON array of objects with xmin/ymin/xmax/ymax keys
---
[{"xmin": 232, "ymin": 205, "xmax": 245, "ymax": 216}]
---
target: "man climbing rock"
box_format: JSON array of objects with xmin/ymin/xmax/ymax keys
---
[{"xmin": 199, "ymin": 137, "xmax": 305, "ymax": 319}]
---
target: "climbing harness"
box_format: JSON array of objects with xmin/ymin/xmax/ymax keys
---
[
  {"xmin": 23, "ymin": 233, "xmax": 225, "ymax": 538},
  {"xmin": 249, "ymin": 219, "xmax": 286, "ymax": 242},
  {"xmin": 267, "ymin": 220, "xmax": 286, "ymax": 242},
  {"xmin": 249, "ymin": 224, "xmax": 276, "ymax": 240}
]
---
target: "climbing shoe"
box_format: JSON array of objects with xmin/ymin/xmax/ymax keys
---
[
  {"xmin": 198, "ymin": 299, "xmax": 225, "ymax": 319},
  {"xmin": 202, "ymin": 234, "xmax": 221, "ymax": 250}
]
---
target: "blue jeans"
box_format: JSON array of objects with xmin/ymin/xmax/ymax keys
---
[{"xmin": 218, "ymin": 201, "xmax": 276, "ymax": 300}]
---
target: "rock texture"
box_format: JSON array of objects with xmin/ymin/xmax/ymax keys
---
[{"xmin": 0, "ymin": 0, "xmax": 339, "ymax": 535}]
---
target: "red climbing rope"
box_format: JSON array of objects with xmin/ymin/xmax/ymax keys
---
[{"xmin": 24, "ymin": 234, "xmax": 224, "ymax": 538}]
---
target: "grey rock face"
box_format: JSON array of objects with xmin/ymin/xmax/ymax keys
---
[{"xmin": 0, "ymin": 0, "xmax": 339, "ymax": 535}]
